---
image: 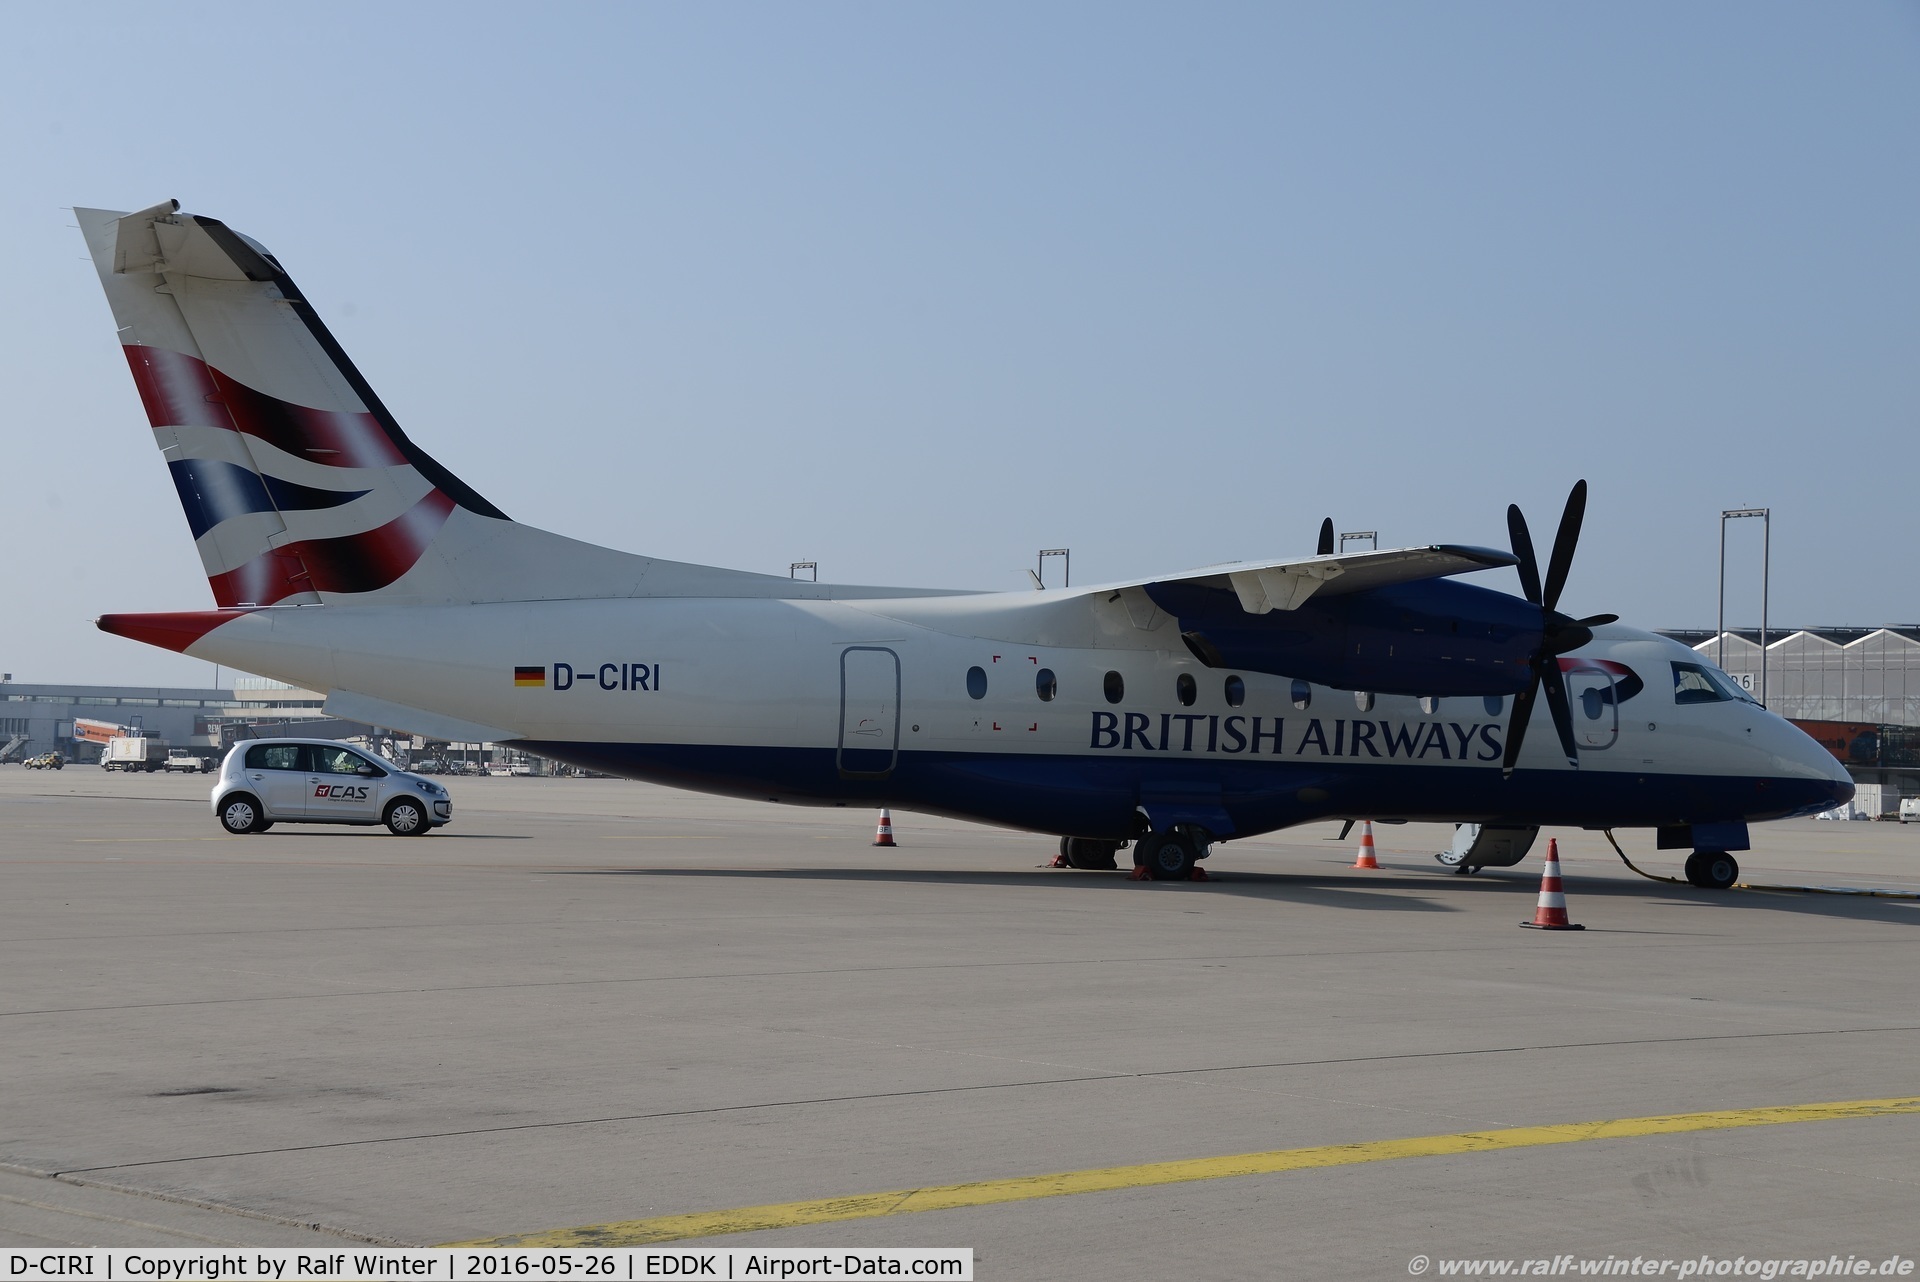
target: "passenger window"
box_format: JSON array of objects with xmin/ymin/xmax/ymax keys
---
[
  {"xmin": 1225, "ymin": 675, "xmax": 1246, "ymax": 708},
  {"xmin": 246, "ymin": 743, "xmax": 304, "ymax": 771},
  {"xmin": 1104, "ymin": 671, "xmax": 1125, "ymax": 704},
  {"xmin": 966, "ymin": 666, "xmax": 988, "ymax": 700},
  {"xmin": 1288, "ymin": 678, "xmax": 1308, "ymax": 710},
  {"xmin": 1672, "ymin": 662, "xmax": 1732, "ymax": 705},
  {"xmin": 1484, "ymin": 695, "xmax": 1504, "ymax": 716},
  {"xmin": 1036, "ymin": 668, "xmax": 1057, "ymax": 702},
  {"xmin": 1176, "ymin": 673, "xmax": 1196, "ymax": 706}
]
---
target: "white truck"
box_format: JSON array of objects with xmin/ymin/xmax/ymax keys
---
[
  {"xmin": 101, "ymin": 735, "xmax": 169, "ymax": 772},
  {"xmin": 162, "ymin": 748, "xmax": 210, "ymax": 774}
]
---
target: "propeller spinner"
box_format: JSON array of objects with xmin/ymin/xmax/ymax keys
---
[{"xmin": 1501, "ymin": 480, "xmax": 1619, "ymax": 779}]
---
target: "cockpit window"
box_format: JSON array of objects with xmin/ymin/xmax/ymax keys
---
[{"xmin": 1671, "ymin": 661, "xmax": 1755, "ymax": 706}]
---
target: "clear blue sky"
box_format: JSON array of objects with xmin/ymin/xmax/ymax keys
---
[{"xmin": 4, "ymin": 2, "xmax": 1916, "ymax": 686}]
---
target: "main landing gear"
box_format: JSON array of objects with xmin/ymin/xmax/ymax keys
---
[
  {"xmin": 1051, "ymin": 827, "xmax": 1213, "ymax": 881},
  {"xmin": 1054, "ymin": 837, "xmax": 1121, "ymax": 870},
  {"xmin": 1684, "ymin": 850, "xmax": 1740, "ymax": 890}
]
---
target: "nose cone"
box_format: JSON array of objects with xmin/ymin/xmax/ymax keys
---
[{"xmin": 1764, "ymin": 713, "xmax": 1854, "ymax": 817}]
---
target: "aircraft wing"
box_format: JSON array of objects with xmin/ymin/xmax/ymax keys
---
[{"xmin": 1129, "ymin": 544, "xmax": 1518, "ymax": 614}]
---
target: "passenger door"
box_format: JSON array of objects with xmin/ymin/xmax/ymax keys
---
[
  {"xmin": 838, "ymin": 647, "xmax": 900, "ymax": 778},
  {"xmin": 306, "ymin": 745, "xmax": 385, "ymax": 823},
  {"xmin": 243, "ymin": 743, "xmax": 309, "ymax": 819}
]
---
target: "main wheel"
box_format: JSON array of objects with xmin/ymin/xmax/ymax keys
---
[
  {"xmin": 384, "ymin": 797, "xmax": 430, "ymax": 836},
  {"xmin": 1065, "ymin": 838, "xmax": 1120, "ymax": 870},
  {"xmin": 218, "ymin": 794, "xmax": 266, "ymax": 835},
  {"xmin": 1685, "ymin": 850, "xmax": 1739, "ymax": 889},
  {"xmin": 1137, "ymin": 832, "xmax": 1197, "ymax": 881}
]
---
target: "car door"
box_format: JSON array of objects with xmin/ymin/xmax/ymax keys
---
[
  {"xmin": 242, "ymin": 743, "xmax": 309, "ymax": 819},
  {"xmin": 306, "ymin": 745, "xmax": 384, "ymax": 823}
]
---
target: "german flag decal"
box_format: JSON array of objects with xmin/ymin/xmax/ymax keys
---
[{"xmin": 513, "ymin": 666, "xmax": 546, "ymax": 688}]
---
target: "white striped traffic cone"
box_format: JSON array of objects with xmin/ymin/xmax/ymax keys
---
[
  {"xmin": 872, "ymin": 809, "xmax": 897, "ymax": 847},
  {"xmin": 1519, "ymin": 837, "xmax": 1583, "ymax": 930},
  {"xmin": 1353, "ymin": 820, "xmax": 1380, "ymax": 869}
]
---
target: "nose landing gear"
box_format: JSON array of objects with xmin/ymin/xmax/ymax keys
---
[{"xmin": 1684, "ymin": 850, "xmax": 1740, "ymax": 890}]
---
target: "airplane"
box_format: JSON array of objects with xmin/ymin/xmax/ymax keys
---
[{"xmin": 72, "ymin": 201, "xmax": 1852, "ymax": 887}]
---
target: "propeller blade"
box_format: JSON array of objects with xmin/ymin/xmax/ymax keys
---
[
  {"xmin": 1317, "ymin": 517, "xmax": 1334, "ymax": 557},
  {"xmin": 1539, "ymin": 655, "xmax": 1581, "ymax": 769},
  {"xmin": 1571, "ymin": 613, "xmax": 1618, "ymax": 628},
  {"xmin": 1507, "ymin": 505, "xmax": 1542, "ymax": 605},
  {"xmin": 1502, "ymin": 673, "xmax": 1539, "ymax": 779},
  {"xmin": 1540, "ymin": 479, "xmax": 1587, "ymax": 612}
]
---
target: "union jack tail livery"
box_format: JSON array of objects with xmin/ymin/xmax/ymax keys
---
[{"xmin": 75, "ymin": 202, "xmax": 783, "ymax": 608}]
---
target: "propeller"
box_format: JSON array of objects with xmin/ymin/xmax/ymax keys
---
[
  {"xmin": 1316, "ymin": 517, "xmax": 1335, "ymax": 557},
  {"xmin": 1501, "ymin": 480, "xmax": 1620, "ymax": 779}
]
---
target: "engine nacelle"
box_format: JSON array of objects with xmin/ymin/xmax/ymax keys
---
[{"xmin": 1146, "ymin": 577, "xmax": 1542, "ymax": 698}]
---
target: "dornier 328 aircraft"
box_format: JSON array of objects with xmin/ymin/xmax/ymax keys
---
[{"xmin": 74, "ymin": 201, "xmax": 1851, "ymax": 887}]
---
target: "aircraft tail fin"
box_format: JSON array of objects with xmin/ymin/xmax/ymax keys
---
[{"xmin": 75, "ymin": 202, "xmax": 523, "ymax": 608}]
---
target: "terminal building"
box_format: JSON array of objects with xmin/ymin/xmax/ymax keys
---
[{"xmin": 0, "ymin": 676, "xmax": 339, "ymax": 765}]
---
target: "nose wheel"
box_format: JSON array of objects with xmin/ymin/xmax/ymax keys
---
[{"xmin": 1684, "ymin": 850, "xmax": 1739, "ymax": 889}]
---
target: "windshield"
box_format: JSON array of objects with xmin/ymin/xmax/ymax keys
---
[{"xmin": 1671, "ymin": 661, "xmax": 1758, "ymax": 706}]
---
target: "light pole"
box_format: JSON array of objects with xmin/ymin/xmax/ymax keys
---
[
  {"xmin": 1718, "ymin": 508, "xmax": 1770, "ymax": 706},
  {"xmin": 1339, "ymin": 531, "xmax": 1378, "ymax": 552},
  {"xmin": 1037, "ymin": 548, "xmax": 1070, "ymax": 589},
  {"xmin": 789, "ymin": 561, "xmax": 817, "ymax": 582}
]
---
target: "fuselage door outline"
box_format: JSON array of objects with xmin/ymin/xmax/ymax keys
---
[{"xmin": 838, "ymin": 646, "xmax": 901, "ymax": 780}]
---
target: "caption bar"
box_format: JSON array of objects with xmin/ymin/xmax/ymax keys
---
[{"xmin": 6, "ymin": 1252, "xmax": 971, "ymax": 1282}]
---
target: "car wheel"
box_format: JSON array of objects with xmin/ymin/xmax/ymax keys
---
[
  {"xmin": 219, "ymin": 795, "xmax": 266, "ymax": 835},
  {"xmin": 384, "ymin": 798, "xmax": 429, "ymax": 836}
]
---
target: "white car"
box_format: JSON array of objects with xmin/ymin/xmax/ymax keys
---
[{"xmin": 212, "ymin": 739, "xmax": 453, "ymax": 836}]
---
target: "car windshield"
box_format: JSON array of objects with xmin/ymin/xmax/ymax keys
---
[{"xmin": 1671, "ymin": 661, "xmax": 1758, "ymax": 706}]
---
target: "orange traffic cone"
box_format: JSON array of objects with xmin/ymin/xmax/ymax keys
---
[
  {"xmin": 1352, "ymin": 820, "xmax": 1380, "ymax": 869},
  {"xmin": 1520, "ymin": 838, "xmax": 1583, "ymax": 930},
  {"xmin": 873, "ymin": 809, "xmax": 897, "ymax": 847}
]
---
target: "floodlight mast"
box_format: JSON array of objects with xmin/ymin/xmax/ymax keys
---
[
  {"xmin": 1037, "ymin": 548, "xmax": 1069, "ymax": 589},
  {"xmin": 1718, "ymin": 508, "xmax": 1770, "ymax": 706},
  {"xmin": 1339, "ymin": 531, "xmax": 1378, "ymax": 552},
  {"xmin": 789, "ymin": 562, "xmax": 817, "ymax": 582}
]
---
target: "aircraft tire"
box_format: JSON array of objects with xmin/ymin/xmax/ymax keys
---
[
  {"xmin": 1138, "ymin": 832, "xmax": 1197, "ymax": 881},
  {"xmin": 218, "ymin": 794, "xmax": 267, "ymax": 835},
  {"xmin": 1685, "ymin": 850, "xmax": 1739, "ymax": 890},
  {"xmin": 384, "ymin": 798, "xmax": 430, "ymax": 836},
  {"xmin": 1065, "ymin": 838, "xmax": 1119, "ymax": 871}
]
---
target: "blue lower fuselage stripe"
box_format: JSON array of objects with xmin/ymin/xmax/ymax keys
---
[{"xmin": 514, "ymin": 741, "xmax": 1850, "ymax": 840}]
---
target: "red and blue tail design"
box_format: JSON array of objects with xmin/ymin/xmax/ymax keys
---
[
  {"xmin": 77, "ymin": 202, "xmax": 503, "ymax": 608},
  {"xmin": 79, "ymin": 202, "xmax": 816, "ymax": 628}
]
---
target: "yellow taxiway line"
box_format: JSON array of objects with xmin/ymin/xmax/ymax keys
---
[{"xmin": 456, "ymin": 1095, "xmax": 1920, "ymax": 1247}]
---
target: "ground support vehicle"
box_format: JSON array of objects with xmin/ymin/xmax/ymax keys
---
[{"xmin": 211, "ymin": 738, "xmax": 453, "ymax": 836}]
